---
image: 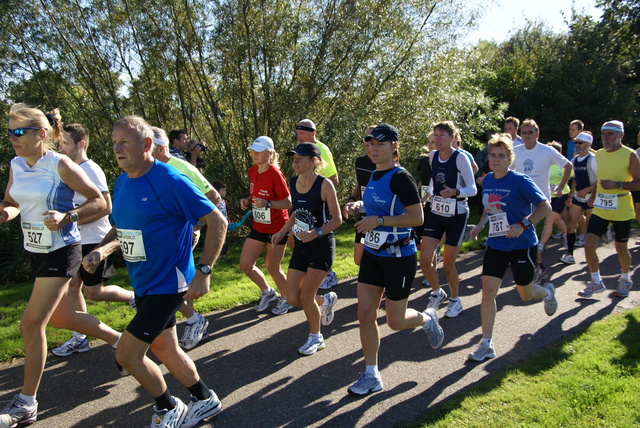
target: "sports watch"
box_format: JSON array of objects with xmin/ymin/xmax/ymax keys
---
[
  {"xmin": 196, "ymin": 264, "xmax": 212, "ymax": 275},
  {"xmin": 377, "ymin": 216, "xmax": 384, "ymax": 227},
  {"xmin": 68, "ymin": 212, "xmax": 79, "ymax": 223},
  {"xmin": 266, "ymin": 200, "xmax": 272, "ymax": 208},
  {"xmin": 520, "ymin": 218, "xmax": 532, "ymax": 229}
]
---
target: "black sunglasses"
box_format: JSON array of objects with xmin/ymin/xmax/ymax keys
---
[
  {"xmin": 7, "ymin": 127, "xmax": 40, "ymax": 137},
  {"xmin": 575, "ymin": 140, "xmax": 588, "ymax": 145}
]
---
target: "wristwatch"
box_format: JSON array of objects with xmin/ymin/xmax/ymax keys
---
[
  {"xmin": 316, "ymin": 228, "xmax": 324, "ymax": 237},
  {"xmin": 196, "ymin": 263, "xmax": 212, "ymax": 275},
  {"xmin": 520, "ymin": 217, "xmax": 532, "ymax": 229},
  {"xmin": 266, "ymin": 200, "xmax": 272, "ymax": 208},
  {"xmin": 377, "ymin": 216, "xmax": 384, "ymax": 227},
  {"xmin": 68, "ymin": 212, "xmax": 79, "ymax": 223}
]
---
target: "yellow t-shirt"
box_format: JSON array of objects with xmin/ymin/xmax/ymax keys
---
[{"xmin": 593, "ymin": 145, "xmax": 634, "ymax": 221}]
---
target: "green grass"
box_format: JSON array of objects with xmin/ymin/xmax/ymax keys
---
[
  {"xmin": 407, "ymin": 307, "xmax": 640, "ymax": 428},
  {"xmin": 0, "ymin": 214, "xmax": 483, "ymax": 362}
]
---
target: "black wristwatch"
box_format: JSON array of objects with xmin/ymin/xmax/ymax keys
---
[
  {"xmin": 377, "ymin": 216, "xmax": 384, "ymax": 227},
  {"xmin": 266, "ymin": 200, "xmax": 272, "ymax": 208},
  {"xmin": 196, "ymin": 263, "xmax": 212, "ymax": 275},
  {"xmin": 68, "ymin": 212, "xmax": 79, "ymax": 223},
  {"xmin": 520, "ymin": 218, "xmax": 532, "ymax": 229}
]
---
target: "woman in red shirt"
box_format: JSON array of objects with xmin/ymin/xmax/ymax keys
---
[{"xmin": 240, "ymin": 136, "xmax": 293, "ymax": 315}]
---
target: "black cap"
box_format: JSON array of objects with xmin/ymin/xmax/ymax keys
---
[
  {"xmin": 364, "ymin": 123, "xmax": 399, "ymax": 142},
  {"xmin": 287, "ymin": 142, "xmax": 321, "ymax": 158}
]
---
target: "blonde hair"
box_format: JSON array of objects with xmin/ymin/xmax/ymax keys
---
[
  {"xmin": 8, "ymin": 103, "xmax": 63, "ymax": 151},
  {"xmin": 488, "ymin": 133, "xmax": 515, "ymax": 163},
  {"xmin": 269, "ymin": 150, "xmax": 280, "ymax": 169}
]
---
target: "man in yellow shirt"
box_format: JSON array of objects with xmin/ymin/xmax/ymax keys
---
[{"xmin": 581, "ymin": 120, "xmax": 640, "ymax": 298}]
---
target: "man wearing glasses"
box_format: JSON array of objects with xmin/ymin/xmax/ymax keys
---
[{"xmin": 511, "ymin": 119, "xmax": 573, "ymax": 285}]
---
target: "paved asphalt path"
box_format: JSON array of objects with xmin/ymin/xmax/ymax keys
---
[{"xmin": 2, "ymin": 233, "xmax": 639, "ymax": 427}]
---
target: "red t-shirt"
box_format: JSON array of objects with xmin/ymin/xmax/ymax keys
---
[{"xmin": 248, "ymin": 164, "xmax": 290, "ymax": 233}]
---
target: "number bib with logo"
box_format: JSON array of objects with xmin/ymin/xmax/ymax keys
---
[
  {"xmin": 594, "ymin": 193, "xmax": 617, "ymax": 210},
  {"xmin": 117, "ymin": 228, "xmax": 147, "ymax": 262},
  {"xmin": 292, "ymin": 219, "xmax": 310, "ymax": 236},
  {"xmin": 364, "ymin": 230, "xmax": 391, "ymax": 250},
  {"xmin": 252, "ymin": 204, "xmax": 272, "ymax": 224},
  {"xmin": 431, "ymin": 196, "xmax": 456, "ymax": 217},
  {"xmin": 488, "ymin": 213, "xmax": 509, "ymax": 237},
  {"xmin": 22, "ymin": 222, "xmax": 52, "ymax": 253}
]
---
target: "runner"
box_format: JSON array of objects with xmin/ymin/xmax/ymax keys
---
[
  {"xmin": 580, "ymin": 120, "xmax": 640, "ymax": 298},
  {"xmin": 52, "ymin": 122, "xmax": 135, "ymax": 358},
  {"xmin": 469, "ymin": 134, "xmax": 556, "ymax": 362},
  {"xmin": 271, "ymin": 142, "xmax": 342, "ymax": 355},
  {"xmin": 560, "ymin": 132, "xmax": 597, "ymax": 264},
  {"xmin": 83, "ymin": 116, "xmax": 227, "ymax": 428},
  {"xmin": 421, "ymin": 121, "xmax": 477, "ymax": 317},
  {"xmin": 343, "ymin": 123, "xmax": 443, "ymax": 396},
  {"xmin": 150, "ymin": 127, "xmax": 222, "ymax": 350},
  {"xmin": 239, "ymin": 136, "xmax": 293, "ymax": 315},
  {"xmin": 0, "ymin": 105, "xmax": 120, "ymax": 427}
]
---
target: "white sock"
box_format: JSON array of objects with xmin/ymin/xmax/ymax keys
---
[
  {"xmin": 18, "ymin": 393, "xmax": 36, "ymax": 406},
  {"xmin": 72, "ymin": 331, "xmax": 86, "ymax": 340},
  {"xmin": 365, "ymin": 365, "xmax": 380, "ymax": 377},
  {"xmin": 187, "ymin": 313, "xmax": 200, "ymax": 324},
  {"xmin": 481, "ymin": 338, "xmax": 492, "ymax": 347},
  {"xmin": 309, "ymin": 333, "xmax": 321, "ymax": 339},
  {"xmin": 591, "ymin": 271, "xmax": 602, "ymax": 284},
  {"xmin": 113, "ymin": 334, "xmax": 121, "ymax": 349},
  {"xmin": 621, "ymin": 272, "xmax": 631, "ymax": 281}
]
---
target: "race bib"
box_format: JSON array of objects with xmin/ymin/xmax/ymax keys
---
[
  {"xmin": 364, "ymin": 230, "xmax": 391, "ymax": 250},
  {"xmin": 117, "ymin": 228, "xmax": 147, "ymax": 262},
  {"xmin": 292, "ymin": 219, "xmax": 310, "ymax": 237},
  {"xmin": 594, "ymin": 193, "xmax": 617, "ymax": 210},
  {"xmin": 22, "ymin": 222, "xmax": 52, "ymax": 253},
  {"xmin": 488, "ymin": 213, "xmax": 509, "ymax": 238},
  {"xmin": 431, "ymin": 196, "xmax": 456, "ymax": 217},
  {"xmin": 252, "ymin": 204, "xmax": 272, "ymax": 224}
]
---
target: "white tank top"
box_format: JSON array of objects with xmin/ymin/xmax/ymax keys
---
[{"xmin": 10, "ymin": 151, "xmax": 80, "ymax": 253}]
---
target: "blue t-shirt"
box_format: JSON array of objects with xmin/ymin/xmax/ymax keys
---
[
  {"xmin": 111, "ymin": 161, "xmax": 216, "ymax": 296},
  {"xmin": 481, "ymin": 170, "xmax": 546, "ymax": 251}
]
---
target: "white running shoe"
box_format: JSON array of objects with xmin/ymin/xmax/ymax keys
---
[
  {"xmin": 319, "ymin": 270, "xmax": 338, "ymax": 289},
  {"xmin": 321, "ymin": 292, "xmax": 338, "ymax": 325},
  {"xmin": 543, "ymin": 283, "xmax": 558, "ymax": 316},
  {"xmin": 534, "ymin": 266, "xmax": 549, "ymax": 285},
  {"xmin": 444, "ymin": 298, "xmax": 463, "ymax": 318},
  {"xmin": 578, "ymin": 281, "xmax": 606, "ymax": 298},
  {"xmin": 559, "ymin": 254, "xmax": 575, "ymax": 265},
  {"xmin": 253, "ymin": 288, "xmax": 278, "ymax": 312},
  {"xmin": 298, "ymin": 334, "xmax": 325, "ymax": 355},
  {"xmin": 182, "ymin": 390, "xmax": 222, "ymax": 428},
  {"xmin": 0, "ymin": 394, "xmax": 38, "ymax": 428},
  {"xmin": 421, "ymin": 278, "xmax": 430, "ymax": 286},
  {"xmin": 347, "ymin": 372, "xmax": 384, "ymax": 396},
  {"xmin": 150, "ymin": 397, "xmax": 188, "ymax": 428},
  {"xmin": 552, "ymin": 231, "xmax": 565, "ymax": 240},
  {"xmin": 468, "ymin": 341, "xmax": 496, "ymax": 362},
  {"xmin": 179, "ymin": 314, "xmax": 209, "ymax": 350},
  {"xmin": 427, "ymin": 289, "xmax": 447, "ymax": 310},
  {"xmin": 602, "ymin": 224, "xmax": 614, "ymax": 244},
  {"xmin": 271, "ymin": 297, "xmax": 293, "ymax": 315},
  {"xmin": 51, "ymin": 335, "xmax": 90, "ymax": 357},
  {"xmin": 422, "ymin": 307, "xmax": 444, "ymax": 348},
  {"xmin": 614, "ymin": 278, "xmax": 633, "ymax": 298},
  {"xmin": 575, "ymin": 234, "xmax": 586, "ymax": 247}
]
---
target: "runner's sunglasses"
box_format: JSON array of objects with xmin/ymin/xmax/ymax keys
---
[{"xmin": 7, "ymin": 127, "xmax": 41, "ymax": 137}]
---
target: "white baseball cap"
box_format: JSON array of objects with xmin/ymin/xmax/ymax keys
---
[{"xmin": 247, "ymin": 136, "xmax": 274, "ymax": 152}]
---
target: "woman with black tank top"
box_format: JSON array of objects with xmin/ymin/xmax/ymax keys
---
[
  {"xmin": 422, "ymin": 121, "xmax": 477, "ymax": 318},
  {"xmin": 271, "ymin": 143, "xmax": 342, "ymax": 356}
]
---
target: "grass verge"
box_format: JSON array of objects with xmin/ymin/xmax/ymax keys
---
[{"xmin": 408, "ymin": 307, "xmax": 640, "ymax": 428}]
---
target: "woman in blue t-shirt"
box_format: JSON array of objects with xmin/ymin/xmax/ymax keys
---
[
  {"xmin": 343, "ymin": 124, "xmax": 444, "ymax": 397},
  {"xmin": 468, "ymin": 134, "xmax": 556, "ymax": 363}
]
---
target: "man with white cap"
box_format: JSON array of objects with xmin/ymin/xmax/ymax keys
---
[
  {"xmin": 295, "ymin": 119, "xmax": 340, "ymax": 289},
  {"xmin": 151, "ymin": 127, "xmax": 222, "ymax": 350},
  {"xmin": 560, "ymin": 131, "xmax": 597, "ymax": 265},
  {"xmin": 580, "ymin": 120, "xmax": 640, "ymax": 298}
]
